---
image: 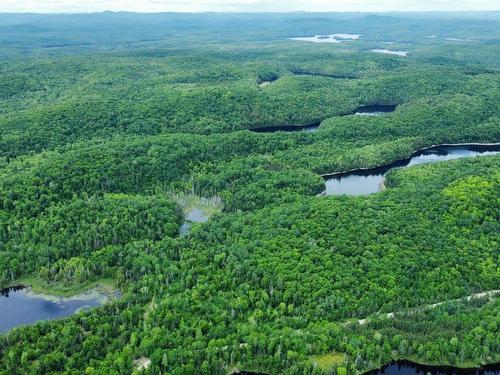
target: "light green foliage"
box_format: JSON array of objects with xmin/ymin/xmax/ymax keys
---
[{"xmin": 0, "ymin": 11, "xmax": 499, "ymax": 375}]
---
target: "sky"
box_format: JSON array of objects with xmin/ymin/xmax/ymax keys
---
[{"xmin": 0, "ymin": 0, "xmax": 499, "ymax": 13}]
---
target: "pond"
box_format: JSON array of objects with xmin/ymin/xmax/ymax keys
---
[
  {"xmin": 365, "ymin": 360, "xmax": 499, "ymax": 375},
  {"xmin": 372, "ymin": 49, "xmax": 408, "ymax": 56},
  {"xmin": 179, "ymin": 207, "xmax": 210, "ymax": 235},
  {"xmin": 258, "ymin": 76, "xmax": 278, "ymax": 88},
  {"xmin": 323, "ymin": 144, "xmax": 500, "ymax": 196},
  {"xmin": 0, "ymin": 285, "xmax": 115, "ymax": 333}
]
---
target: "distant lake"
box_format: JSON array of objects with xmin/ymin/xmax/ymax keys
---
[
  {"xmin": 323, "ymin": 144, "xmax": 500, "ymax": 196},
  {"xmin": 372, "ymin": 49, "xmax": 408, "ymax": 56},
  {"xmin": 290, "ymin": 33, "xmax": 361, "ymax": 43},
  {"xmin": 0, "ymin": 286, "xmax": 113, "ymax": 333}
]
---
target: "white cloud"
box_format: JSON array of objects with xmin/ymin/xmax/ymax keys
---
[{"xmin": 0, "ymin": 0, "xmax": 498, "ymax": 13}]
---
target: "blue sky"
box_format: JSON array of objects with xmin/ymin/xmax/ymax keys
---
[{"xmin": 1, "ymin": 0, "xmax": 498, "ymax": 13}]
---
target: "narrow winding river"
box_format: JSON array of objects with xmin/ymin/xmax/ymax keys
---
[
  {"xmin": 250, "ymin": 105, "xmax": 397, "ymax": 133},
  {"xmin": 323, "ymin": 144, "xmax": 500, "ymax": 196}
]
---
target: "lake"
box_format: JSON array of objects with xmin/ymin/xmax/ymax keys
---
[
  {"xmin": 365, "ymin": 360, "xmax": 500, "ymax": 375},
  {"xmin": 323, "ymin": 144, "xmax": 500, "ymax": 196},
  {"xmin": 0, "ymin": 286, "xmax": 113, "ymax": 333},
  {"xmin": 290, "ymin": 33, "xmax": 361, "ymax": 43},
  {"xmin": 355, "ymin": 104, "xmax": 397, "ymax": 116},
  {"xmin": 234, "ymin": 361, "xmax": 499, "ymax": 375},
  {"xmin": 250, "ymin": 121, "xmax": 321, "ymax": 133},
  {"xmin": 250, "ymin": 105, "xmax": 396, "ymax": 133}
]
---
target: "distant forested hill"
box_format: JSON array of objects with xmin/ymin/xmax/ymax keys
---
[{"xmin": 0, "ymin": 12, "xmax": 499, "ymax": 53}]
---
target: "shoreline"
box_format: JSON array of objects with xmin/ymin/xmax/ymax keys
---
[
  {"xmin": 2, "ymin": 277, "xmax": 118, "ymax": 299},
  {"xmin": 249, "ymin": 104, "xmax": 398, "ymax": 133},
  {"xmin": 360, "ymin": 358, "xmax": 500, "ymax": 375},
  {"xmin": 319, "ymin": 142, "xmax": 500, "ymax": 178}
]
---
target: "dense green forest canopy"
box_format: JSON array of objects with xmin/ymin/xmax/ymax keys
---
[{"xmin": 0, "ymin": 11, "xmax": 499, "ymax": 374}]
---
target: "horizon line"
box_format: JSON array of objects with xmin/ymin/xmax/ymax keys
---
[{"xmin": 1, "ymin": 9, "xmax": 500, "ymax": 15}]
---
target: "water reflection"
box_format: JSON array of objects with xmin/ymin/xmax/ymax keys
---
[
  {"xmin": 0, "ymin": 286, "xmax": 113, "ymax": 333},
  {"xmin": 180, "ymin": 208, "xmax": 210, "ymax": 235},
  {"xmin": 355, "ymin": 104, "xmax": 397, "ymax": 116},
  {"xmin": 250, "ymin": 122, "xmax": 320, "ymax": 133},
  {"xmin": 365, "ymin": 360, "xmax": 500, "ymax": 375},
  {"xmin": 323, "ymin": 144, "xmax": 499, "ymax": 196}
]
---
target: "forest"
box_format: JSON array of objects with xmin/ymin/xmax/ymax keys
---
[{"xmin": 0, "ymin": 11, "xmax": 499, "ymax": 375}]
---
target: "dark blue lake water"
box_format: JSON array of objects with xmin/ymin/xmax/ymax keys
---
[
  {"xmin": 366, "ymin": 361, "xmax": 499, "ymax": 375},
  {"xmin": 0, "ymin": 286, "xmax": 109, "ymax": 333},
  {"xmin": 323, "ymin": 144, "xmax": 499, "ymax": 196}
]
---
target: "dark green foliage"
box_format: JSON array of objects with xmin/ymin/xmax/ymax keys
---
[
  {"xmin": 0, "ymin": 194, "xmax": 182, "ymax": 286},
  {"xmin": 1, "ymin": 155, "xmax": 498, "ymax": 374},
  {"xmin": 0, "ymin": 11, "xmax": 499, "ymax": 375}
]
